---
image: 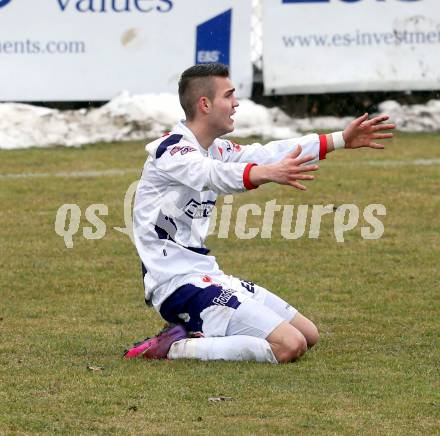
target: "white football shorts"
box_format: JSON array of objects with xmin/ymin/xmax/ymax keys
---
[{"xmin": 159, "ymin": 273, "xmax": 298, "ymax": 339}]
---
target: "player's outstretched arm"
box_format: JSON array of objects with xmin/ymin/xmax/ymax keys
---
[
  {"xmin": 248, "ymin": 114, "xmax": 394, "ymax": 191},
  {"xmin": 326, "ymin": 113, "xmax": 395, "ymax": 152},
  {"xmin": 249, "ymin": 145, "xmax": 319, "ymax": 191}
]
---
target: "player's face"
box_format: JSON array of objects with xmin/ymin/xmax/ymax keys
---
[{"xmin": 209, "ymin": 76, "xmax": 239, "ymax": 135}]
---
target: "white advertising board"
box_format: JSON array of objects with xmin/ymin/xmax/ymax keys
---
[
  {"xmin": 0, "ymin": 0, "xmax": 252, "ymax": 101},
  {"xmin": 263, "ymin": 0, "xmax": 440, "ymax": 94}
]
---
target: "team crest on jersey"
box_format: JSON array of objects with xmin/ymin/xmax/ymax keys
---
[{"xmin": 170, "ymin": 145, "xmax": 196, "ymax": 156}]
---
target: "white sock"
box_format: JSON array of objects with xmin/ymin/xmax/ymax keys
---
[{"xmin": 167, "ymin": 335, "xmax": 278, "ymax": 363}]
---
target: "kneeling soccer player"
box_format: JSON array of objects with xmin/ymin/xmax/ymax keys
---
[{"xmin": 124, "ymin": 63, "xmax": 395, "ymax": 363}]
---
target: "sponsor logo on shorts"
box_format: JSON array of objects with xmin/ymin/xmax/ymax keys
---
[
  {"xmin": 213, "ymin": 288, "xmax": 235, "ymax": 306},
  {"xmin": 240, "ymin": 280, "xmax": 255, "ymax": 293}
]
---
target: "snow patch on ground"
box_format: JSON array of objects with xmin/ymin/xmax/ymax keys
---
[
  {"xmin": 378, "ymin": 99, "xmax": 440, "ymax": 133},
  {"xmin": 1, "ymin": 92, "xmax": 439, "ymax": 150}
]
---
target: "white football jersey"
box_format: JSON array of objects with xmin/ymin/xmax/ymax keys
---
[{"xmin": 133, "ymin": 121, "xmax": 328, "ymax": 311}]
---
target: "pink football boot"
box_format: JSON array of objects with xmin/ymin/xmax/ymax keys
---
[{"xmin": 124, "ymin": 324, "xmax": 187, "ymax": 359}]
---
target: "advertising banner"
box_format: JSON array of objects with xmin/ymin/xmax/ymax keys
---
[
  {"xmin": 262, "ymin": 0, "xmax": 440, "ymax": 94},
  {"xmin": 0, "ymin": 0, "xmax": 252, "ymax": 101}
]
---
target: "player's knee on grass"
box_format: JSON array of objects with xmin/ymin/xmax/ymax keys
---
[
  {"xmin": 290, "ymin": 313, "xmax": 319, "ymax": 348},
  {"xmin": 274, "ymin": 331, "xmax": 307, "ymax": 363},
  {"xmin": 267, "ymin": 321, "xmax": 307, "ymax": 363}
]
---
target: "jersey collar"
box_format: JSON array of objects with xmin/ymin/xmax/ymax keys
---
[{"xmin": 173, "ymin": 120, "xmax": 214, "ymax": 157}]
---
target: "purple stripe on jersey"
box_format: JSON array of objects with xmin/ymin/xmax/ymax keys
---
[{"xmin": 156, "ymin": 134, "xmax": 183, "ymax": 159}]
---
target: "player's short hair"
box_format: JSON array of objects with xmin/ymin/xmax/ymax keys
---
[{"xmin": 178, "ymin": 63, "xmax": 229, "ymax": 120}]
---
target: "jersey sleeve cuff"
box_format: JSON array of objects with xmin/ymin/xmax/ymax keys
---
[
  {"xmin": 243, "ymin": 163, "xmax": 258, "ymax": 190},
  {"xmin": 319, "ymin": 134, "xmax": 328, "ymax": 160}
]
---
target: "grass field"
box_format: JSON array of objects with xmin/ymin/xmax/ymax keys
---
[{"xmin": 0, "ymin": 132, "xmax": 439, "ymax": 434}]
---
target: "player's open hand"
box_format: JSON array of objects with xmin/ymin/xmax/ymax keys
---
[
  {"xmin": 343, "ymin": 113, "xmax": 395, "ymax": 149},
  {"xmin": 269, "ymin": 145, "xmax": 319, "ymax": 191}
]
